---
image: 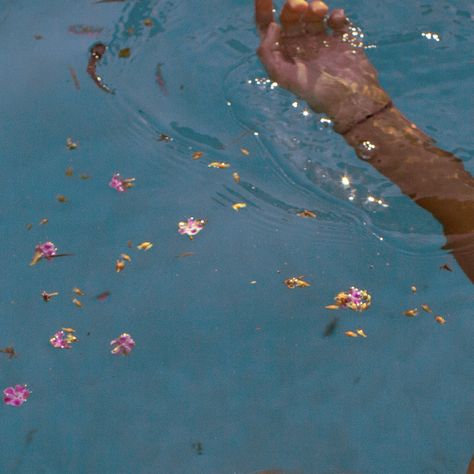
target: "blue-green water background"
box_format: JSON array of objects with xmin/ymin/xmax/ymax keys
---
[{"xmin": 0, "ymin": 0, "xmax": 473, "ymax": 472}]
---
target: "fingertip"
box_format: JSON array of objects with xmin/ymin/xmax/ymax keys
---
[
  {"xmin": 255, "ymin": 0, "xmax": 274, "ymax": 33},
  {"xmin": 327, "ymin": 8, "xmax": 348, "ymax": 30},
  {"xmin": 280, "ymin": 0, "xmax": 308, "ymax": 23}
]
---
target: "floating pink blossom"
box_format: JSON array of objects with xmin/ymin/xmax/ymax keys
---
[
  {"xmin": 50, "ymin": 329, "xmax": 78, "ymax": 349},
  {"xmin": 3, "ymin": 385, "xmax": 30, "ymax": 407},
  {"xmin": 334, "ymin": 287, "xmax": 371, "ymax": 312},
  {"xmin": 178, "ymin": 217, "xmax": 206, "ymax": 239},
  {"xmin": 110, "ymin": 333, "xmax": 135, "ymax": 355},
  {"xmin": 109, "ymin": 173, "xmax": 135, "ymax": 192},
  {"xmin": 30, "ymin": 241, "xmax": 57, "ymax": 266}
]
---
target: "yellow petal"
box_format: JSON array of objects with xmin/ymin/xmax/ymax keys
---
[
  {"xmin": 232, "ymin": 202, "xmax": 247, "ymax": 211},
  {"xmin": 62, "ymin": 327, "xmax": 76, "ymax": 333},
  {"xmin": 404, "ymin": 308, "xmax": 418, "ymax": 317},
  {"xmin": 121, "ymin": 253, "xmax": 132, "ymax": 262},
  {"xmin": 421, "ymin": 304, "xmax": 432, "ymax": 313},
  {"xmin": 435, "ymin": 315, "xmax": 446, "ymax": 325},
  {"xmin": 72, "ymin": 298, "xmax": 82, "ymax": 308},
  {"xmin": 137, "ymin": 242, "xmax": 153, "ymax": 251},
  {"xmin": 116, "ymin": 260, "xmax": 126, "ymax": 272},
  {"xmin": 208, "ymin": 162, "xmax": 230, "ymax": 169},
  {"xmin": 232, "ymin": 172, "xmax": 241, "ymax": 183},
  {"xmin": 356, "ymin": 329, "xmax": 367, "ymax": 338},
  {"xmin": 325, "ymin": 305, "xmax": 340, "ymax": 310}
]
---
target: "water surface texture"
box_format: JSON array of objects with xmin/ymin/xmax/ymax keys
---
[{"xmin": 0, "ymin": 0, "xmax": 473, "ymax": 473}]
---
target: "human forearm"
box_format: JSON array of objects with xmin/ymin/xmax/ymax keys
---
[{"xmin": 342, "ymin": 104, "xmax": 474, "ymax": 280}]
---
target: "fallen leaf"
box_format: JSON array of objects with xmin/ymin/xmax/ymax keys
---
[
  {"xmin": 96, "ymin": 291, "xmax": 111, "ymax": 301},
  {"xmin": 66, "ymin": 137, "xmax": 78, "ymax": 150},
  {"xmin": 208, "ymin": 162, "xmax": 230, "ymax": 169},
  {"xmin": 137, "ymin": 242, "xmax": 153, "ymax": 251},
  {"xmin": 284, "ymin": 276, "xmax": 311, "ymax": 289},
  {"xmin": 118, "ymin": 48, "xmax": 131, "ymax": 58},
  {"xmin": 439, "ymin": 263, "xmax": 453, "ymax": 272},
  {"xmin": 72, "ymin": 298, "xmax": 82, "ymax": 308},
  {"xmin": 232, "ymin": 202, "xmax": 247, "ymax": 211},
  {"xmin": 297, "ymin": 210, "xmax": 317, "ymax": 219}
]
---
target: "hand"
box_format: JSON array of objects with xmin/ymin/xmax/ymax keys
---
[{"xmin": 255, "ymin": 0, "xmax": 391, "ymax": 133}]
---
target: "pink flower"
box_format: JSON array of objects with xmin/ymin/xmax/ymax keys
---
[
  {"xmin": 109, "ymin": 173, "xmax": 135, "ymax": 192},
  {"xmin": 178, "ymin": 217, "xmax": 206, "ymax": 239},
  {"xmin": 334, "ymin": 287, "xmax": 371, "ymax": 312},
  {"xmin": 30, "ymin": 241, "xmax": 58, "ymax": 266},
  {"xmin": 3, "ymin": 385, "xmax": 30, "ymax": 407},
  {"xmin": 110, "ymin": 333, "xmax": 135, "ymax": 355},
  {"xmin": 50, "ymin": 330, "xmax": 77, "ymax": 349}
]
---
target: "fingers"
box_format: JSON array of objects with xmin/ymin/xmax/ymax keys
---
[
  {"xmin": 280, "ymin": 0, "xmax": 308, "ymax": 36},
  {"xmin": 304, "ymin": 1, "xmax": 328, "ymax": 34},
  {"xmin": 257, "ymin": 22, "xmax": 291, "ymax": 83},
  {"xmin": 255, "ymin": 0, "xmax": 274, "ymax": 35},
  {"xmin": 327, "ymin": 8, "xmax": 349, "ymax": 32}
]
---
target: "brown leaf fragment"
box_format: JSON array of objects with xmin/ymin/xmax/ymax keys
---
[
  {"xmin": 240, "ymin": 147, "xmax": 250, "ymax": 156},
  {"xmin": 42, "ymin": 291, "xmax": 59, "ymax": 302},
  {"xmin": 345, "ymin": 331, "xmax": 358, "ymax": 338},
  {"xmin": 208, "ymin": 162, "xmax": 230, "ymax": 169},
  {"xmin": 284, "ymin": 276, "xmax": 311, "ymax": 289},
  {"xmin": 176, "ymin": 252, "xmax": 195, "ymax": 258},
  {"xmin": 127, "ymin": 240, "xmax": 133, "ymax": 248},
  {"xmin": 26, "ymin": 223, "xmax": 33, "ymax": 231},
  {"xmin": 118, "ymin": 48, "xmax": 131, "ymax": 58},
  {"xmin": 356, "ymin": 329, "xmax": 367, "ymax": 338},
  {"xmin": 73, "ymin": 287, "xmax": 84, "ymax": 296},
  {"xmin": 325, "ymin": 305, "xmax": 340, "ymax": 310},
  {"xmin": 0, "ymin": 346, "xmax": 16, "ymax": 359},
  {"xmin": 404, "ymin": 308, "xmax": 418, "ymax": 317},
  {"xmin": 421, "ymin": 304, "xmax": 432, "ymax": 313},
  {"xmin": 66, "ymin": 137, "xmax": 78, "ymax": 150},
  {"xmin": 143, "ymin": 18, "xmax": 153, "ymax": 27},
  {"xmin": 39, "ymin": 218, "xmax": 49, "ymax": 225},
  {"xmin": 57, "ymin": 194, "xmax": 67, "ymax": 203},
  {"xmin": 435, "ymin": 315, "xmax": 446, "ymax": 325},
  {"xmin": 116, "ymin": 259, "xmax": 125, "ymax": 272},
  {"xmin": 68, "ymin": 66, "xmax": 81, "ymax": 90},
  {"xmin": 232, "ymin": 172, "xmax": 240, "ymax": 183},
  {"xmin": 440, "ymin": 263, "xmax": 453, "ymax": 272},
  {"xmin": 121, "ymin": 253, "xmax": 132, "ymax": 262},
  {"xmin": 65, "ymin": 167, "xmax": 74, "ymax": 177},
  {"xmin": 80, "ymin": 174, "xmax": 91, "ymax": 180},
  {"xmin": 72, "ymin": 298, "xmax": 82, "ymax": 308},
  {"xmin": 297, "ymin": 210, "xmax": 317, "ymax": 219},
  {"xmin": 62, "ymin": 327, "xmax": 75, "ymax": 333},
  {"xmin": 96, "ymin": 291, "xmax": 110, "ymax": 301},
  {"xmin": 192, "ymin": 151, "xmax": 203, "ymax": 160},
  {"xmin": 158, "ymin": 133, "xmax": 172, "ymax": 142}
]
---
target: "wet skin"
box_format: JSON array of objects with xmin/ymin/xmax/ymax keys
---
[{"xmin": 255, "ymin": 0, "xmax": 474, "ymax": 283}]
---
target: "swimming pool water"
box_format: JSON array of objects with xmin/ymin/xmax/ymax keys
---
[{"xmin": 0, "ymin": 0, "xmax": 473, "ymax": 472}]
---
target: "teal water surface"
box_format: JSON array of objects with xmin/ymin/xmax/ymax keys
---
[{"xmin": 0, "ymin": 0, "xmax": 473, "ymax": 473}]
